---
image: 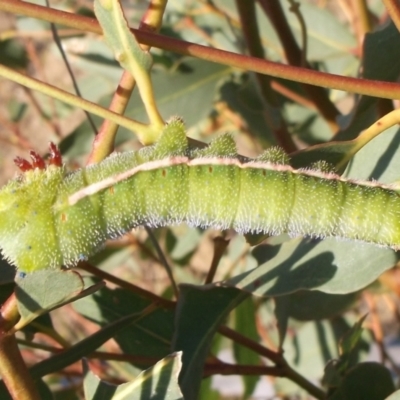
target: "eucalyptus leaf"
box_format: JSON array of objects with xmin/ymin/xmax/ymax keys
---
[
  {"xmin": 83, "ymin": 353, "xmax": 183, "ymax": 400},
  {"xmin": 14, "ymin": 270, "xmax": 102, "ymax": 330},
  {"xmin": 172, "ymin": 284, "xmax": 247, "ymax": 400},
  {"xmin": 226, "ymin": 238, "xmax": 398, "ymax": 295}
]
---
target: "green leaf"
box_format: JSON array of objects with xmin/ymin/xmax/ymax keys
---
[
  {"xmin": 226, "ymin": 237, "xmax": 398, "ymax": 295},
  {"xmin": 30, "ymin": 311, "xmax": 144, "ymax": 379},
  {"xmin": 274, "ymin": 294, "xmax": 290, "ymax": 348},
  {"xmin": 219, "ymin": 79, "xmax": 274, "ymax": 147},
  {"xmin": 277, "ymin": 319, "xmax": 337, "ymax": 395},
  {"xmin": 285, "ymin": 3, "xmax": 358, "ymax": 74},
  {"xmin": 322, "ymin": 314, "xmax": 370, "ymax": 388},
  {"xmin": 172, "ymin": 284, "xmax": 247, "ymax": 400},
  {"xmin": 328, "ymin": 362, "xmax": 395, "ymax": 400},
  {"xmin": 14, "ymin": 270, "xmax": 102, "ymax": 330},
  {"xmin": 339, "ymin": 314, "xmax": 367, "ymax": 357},
  {"xmin": 73, "ymin": 280, "xmax": 175, "ymax": 362},
  {"xmin": 333, "ymin": 22, "xmax": 400, "ymax": 142},
  {"xmin": 344, "ymin": 125, "xmax": 400, "ymax": 183},
  {"xmin": 198, "ymin": 377, "xmax": 220, "ymax": 400},
  {"xmin": 233, "ymin": 297, "xmax": 260, "ymax": 397},
  {"xmin": 126, "ymin": 58, "xmax": 231, "ymax": 126},
  {"xmin": 0, "ymin": 39, "xmax": 28, "ymax": 69},
  {"xmin": 255, "ymin": 2, "xmax": 357, "ymax": 74},
  {"xmin": 83, "ymin": 353, "xmax": 183, "ymax": 400},
  {"xmin": 290, "ymin": 139, "xmax": 362, "ymax": 173},
  {"xmin": 291, "ymin": 124, "xmax": 400, "ymax": 175},
  {"xmin": 275, "ymin": 291, "xmax": 358, "ymax": 322}
]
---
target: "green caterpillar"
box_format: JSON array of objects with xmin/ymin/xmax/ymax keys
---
[{"xmin": 0, "ymin": 118, "xmax": 399, "ymax": 273}]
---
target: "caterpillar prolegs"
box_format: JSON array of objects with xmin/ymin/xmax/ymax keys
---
[{"xmin": 1, "ymin": 118, "xmax": 400, "ymax": 273}]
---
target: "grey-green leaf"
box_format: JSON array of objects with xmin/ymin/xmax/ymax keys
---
[
  {"xmin": 172, "ymin": 284, "xmax": 247, "ymax": 400},
  {"xmin": 15, "ymin": 270, "xmax": 88, "ymax": 329},
  {"xmin": 226, "ymin": 237, "xmax": 398, "ymax": 295},
  {"xmin": 83, "ymin": 353, "xmax": 183, "ymax": 400}
]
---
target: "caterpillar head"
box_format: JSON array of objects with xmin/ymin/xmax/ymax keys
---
[{"xmin": 0, "ymin": 145, "xmax": 65, "ymax": 272}]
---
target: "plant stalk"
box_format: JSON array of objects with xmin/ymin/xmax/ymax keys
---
[{"xmin": 0, "ymin": 334, "xmax": 40, "ymax": 400}]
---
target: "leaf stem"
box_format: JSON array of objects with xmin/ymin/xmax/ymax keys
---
[
  {"xmin": 0, "ymin": 293, "xmax": 20, "ymax": 332},
  {"xmin": 283, "ymin": 360, "xmax": 326, "ymax": 399},
  {"xmin": 79, "ymin": 262, "xmax": 175, "ymax": 309},
  {"xmin": 204, "ymin": 237, "xmax": 230, "ymax": 284},
  {"xmin": 88, "ymin": 0, "xmax": 168, "ymax": 164},
  {"xmin": 145, "ymin": 227, "xmax": 179, "ymax": 298},
  {"xmin": 94, "ymin": 0, "xmax": 164, "ymax": 133},
  {"xmin": 0, "ymin": 64, "xmax": 154, "ymax": 142},
  {"xmin": 87, "ymin": 71, "xmax": 136, "ymax": 164},
  {"xmin": 0, "ymin": 334, "xmax": 40, "ymax": 400},
  {"xmin": 219, "ymin": 325, "xmax": 325, "ymax": 399}
]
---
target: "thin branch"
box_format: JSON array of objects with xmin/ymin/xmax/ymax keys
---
[
  {"xmin": 78, "ymin": 261, "xmax": 175, "ymax": 309},
  {"xmin": 258, "ymin": 0, "xmax": 339, "ymax": 131},
  {"xmin": 0, "ymin": 334, "xmax": 40, "ymax": 400},
  {"xmin": 236, "ymin": 0, "xmax": 297, "ymax": 153},
  {"xmin": 204, "ymin": 236, "xmax": 230, "ymax": 284},
  {"xmin": 44, "ymin": 0, "xmax": 98, "ymax": 135},
  {"xmin": 287, "ymin": 0, "xmax": 308, "ymax": 66},
  {"xmin": 0, "ymin": 63, "xmax": 153, "ymax": 140},
  {"xmin": 145, "ymin": 227, "xmax": 179, "ymax": 298},
  {"xmin": 219, "ymin": 325, "xmax": 325, "ymax": 398},
  {"xmin": 2, "ymin": 1, "xmax": 400, "ymax": 99}
]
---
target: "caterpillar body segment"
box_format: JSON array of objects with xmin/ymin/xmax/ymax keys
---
[{"xmin": 1, "ymin": 119, "xmax": 400, "ymax": 273}]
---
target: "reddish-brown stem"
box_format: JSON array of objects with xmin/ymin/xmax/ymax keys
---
[
  {"xmin": 236, "ymin": 0, "xmax": 297, "ymax": 153},
  {"xmin": 87, "ymin": 71, "xmax": 136, "ymax": 165},
  {"xmin": 2, "ymin": 1, "xmax": 400, "ymax": 99},
  {"xmin": 204, "ymin": 362, "xmax": 284, "ymax": 377},
  {"xmin": 204, "ymin": 236, "xmax": 230, "ymax": 284},
  {"xmin": 219, "ymin": 325, "xmax": 281, "ymax": 364},
  {"xmin": 0, "ymin": 293, "xmax": 20, "ymax": 333},
  {"xmin": 258, "ymin": 0, "xmax": 339, "ymax": 131},
  {"xmin": 0, "ymin": 334, "xmax": 40, "ymax": 400},
  {"xmin": 218, "ymin": 325, "xmax": 325, "ymax": 398},
  {"xmin": 78, "ymin": 262, "xmax": 175, "ymax": 309}
]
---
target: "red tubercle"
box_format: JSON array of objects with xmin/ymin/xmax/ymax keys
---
[
  {"xmin": 14, "ymin": 142, "xmax": 63, "ymax": 172},
  {"xmin": 29, "ymin": 151, "xmax": 46, "ymax": 170},
  {"xmin": 48, "ymin": 142, "xmax": 62, "ymax": 167},
  {"xmin": 14, "ymin": 157, "xmax": 34, "ymax": 172}
]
